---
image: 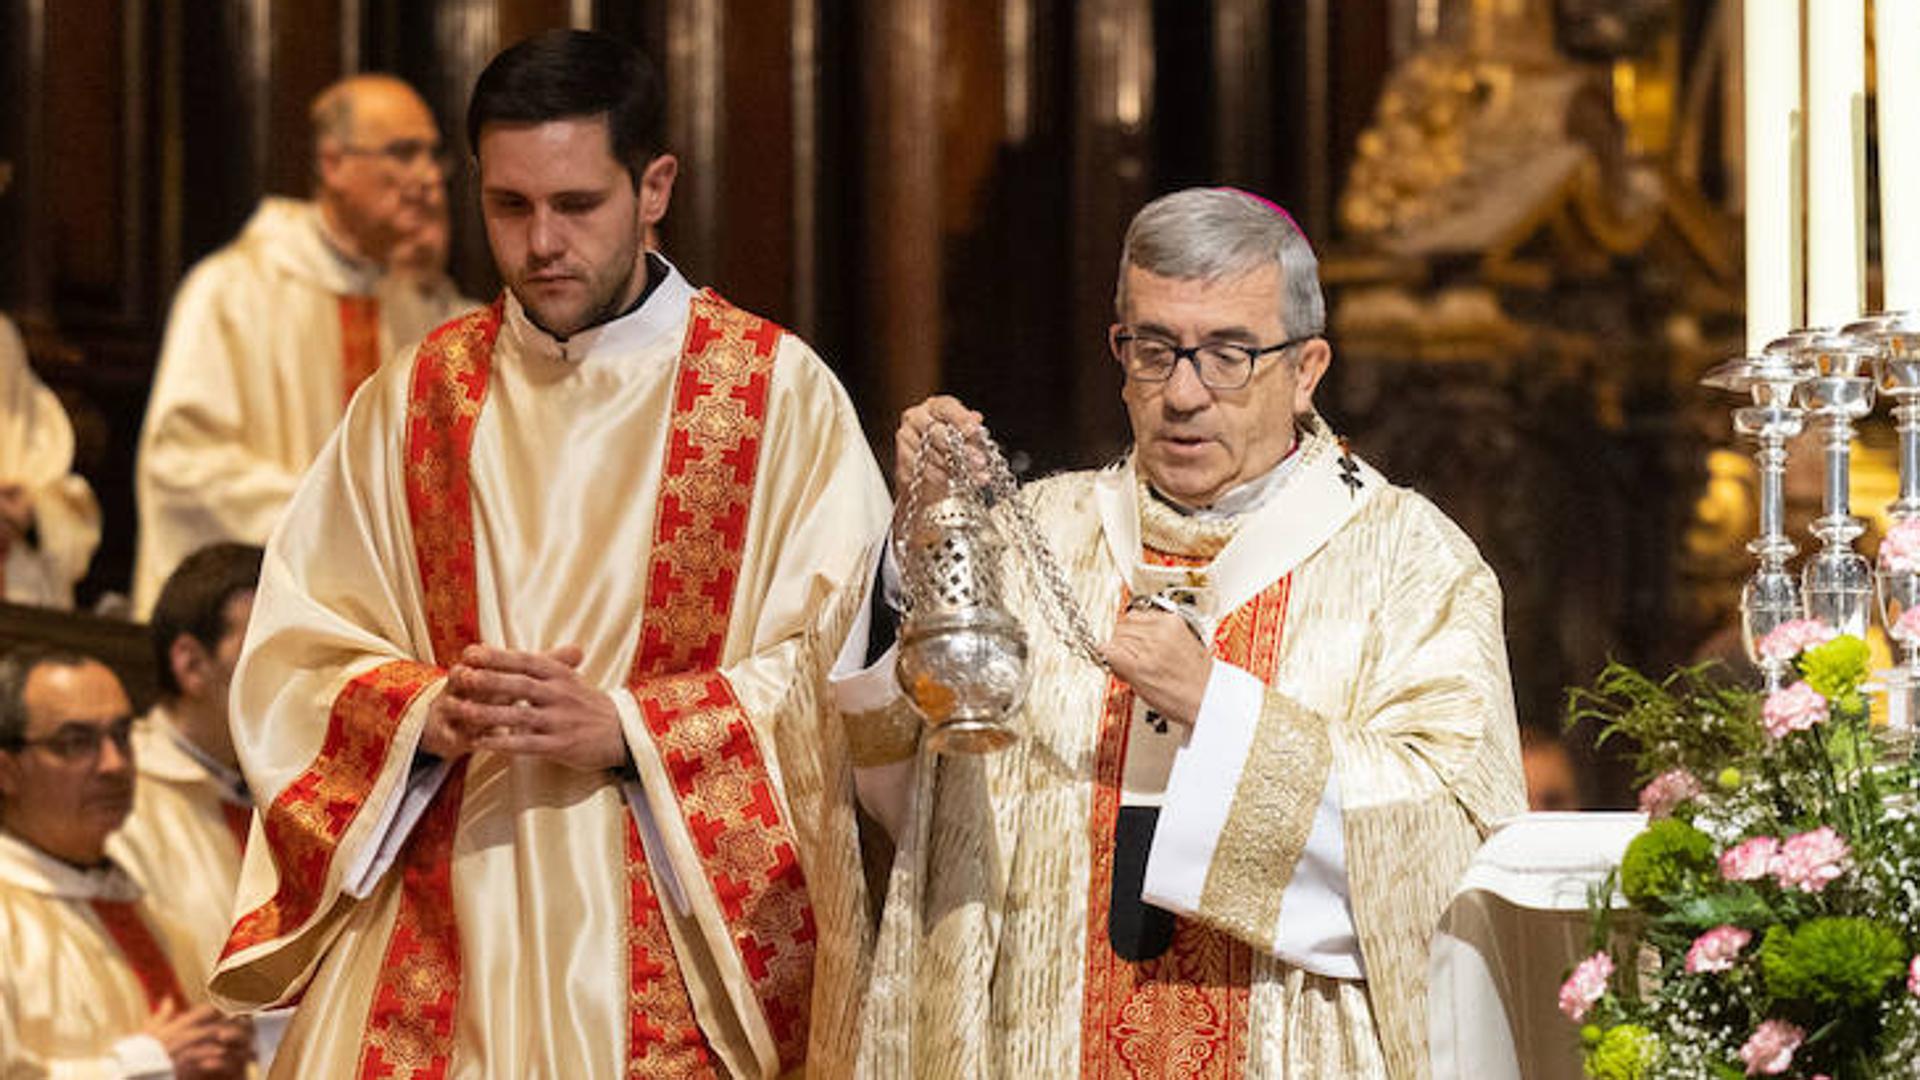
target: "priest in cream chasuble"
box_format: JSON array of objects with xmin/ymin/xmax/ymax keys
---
[
  {"xmin": 133, "ymin": 73, "xmax": 470, "ymax": 616},
  {"xmin": 209, "ymin": 31, "xmax": 890, "ymax": 1080},
  {"xmin": 1, "ymin": 648, "xmax": 252, "ymax": 1078},
  {"xmin": 112, "ymin": 544, "xmax": 263, "ymax": 979},
  {"xmin": 834, "ymin": 188, "xmax": 1525, "ymax": 1079},
  {"xmin": 1, "ymin": 312, "xmax": 101, "ymax": 608}
]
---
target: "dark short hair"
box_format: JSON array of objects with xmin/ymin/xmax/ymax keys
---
[
  {"xmin": 466, "ymin": 29, "xmax": 667, "ymax": 186},
  {"xmin": 149, "ymin": 543, "xmax": 263, "ymax": 699},
  {"xmin": 0, "ymin": 645, "xmax": 102, "ymax": 749}
]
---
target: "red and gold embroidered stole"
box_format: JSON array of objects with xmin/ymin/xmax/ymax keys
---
[
  {"xmin": 1079, "ymin": 554, "xmax": 1293, "ymax": 1080},
  {"xmin": 91, "ymin": 899, "xmax": 189, "ymax": 1014},
  {"xmin": 338, "ymin": 295, "xmax": 382, "ymax": 405},
  {"xmin": 341, "ymin": 291, "xmax": 805, "ymax": 1078}
]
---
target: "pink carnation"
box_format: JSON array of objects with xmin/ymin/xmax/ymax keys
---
[
  {"xmin": 1882, "ymin": 519, "xmax": 1920, "ymax": 573},
  {"xmin": 1896, "ymin": 605, "xmax": 1920, "ymax": 644},
  {"xmin": 1738, "ymin": 1019, "xmax": 1804, "ymax": 1075},
  {"xmin": 1762, "ymin": 681, "xmax": 1828, "ymax": 739},
  {"xmin": 1685, "ymin": 925, "xmax": 1753, "ymax": 974},
  {"xmin": 1774, "ymin": 826, "xmax": 1849, "ymax": 893},
  {"xmin": 1757, "ymin": 618, "xmax": 1837, "ymax": 661},
  {"xmin": 1909, "ymin": 954, "xmax": 1920, "ymax": 997},
  {"xmin": 1557, "ymin": 950, "xmax": 1613, "ymax": 1022},
  {"xmin": 1720, "ymin": 836, "xmax": 1780, "ymax": 881},
  {"xmin": 1637, "ymin": 768, "xmax": 1704, "ymax": 818}
]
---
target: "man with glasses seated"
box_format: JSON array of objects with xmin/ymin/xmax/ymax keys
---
[
  {"xmin": 133, "ymin": 73, "xmax": 469, "ymax": 616},
  {"xmin": 833, "ymin": 186, "xmax": 1526, "ymax": 1077},
  {"xmin": 0, "ymin": 645, "xmax": 253, "ymax": 1077}
]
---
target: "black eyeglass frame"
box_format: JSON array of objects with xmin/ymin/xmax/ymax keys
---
[
  {"xmin": 1109, "ymin": 328, "xmax": 1320, "ymax": 390},
  {"xmin": 3, "ymin": 715, "xmax": 137, "ymax": 762},
  {"xmin": 335, "ymin": 138, "xmax": 453, "ymax": 174}
]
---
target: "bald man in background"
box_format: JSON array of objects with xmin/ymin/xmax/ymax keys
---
[{"xmin": 133, "ymin": 74, "xmax": 470, "ymax": 614}]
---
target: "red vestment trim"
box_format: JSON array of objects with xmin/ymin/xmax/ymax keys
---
[
  {"xmin": 1078, "ymin": 553, "xmax": 1292, "ymax": 1079},
  {"xmin": 91, "ymin": 899, "xmax": 189, "ymax": 1014},
  {"xmin": 221, "ymin": 660, "xmax": 439, "ymax": 960},
  {"xmin": 354, "ymin": 303, "xmax": 500, "ymax": 1080},
  {"xmin": 338, "ymin": 295, "xmax": 383, "ymax": 406},
  {"xmin": 627, "ymin": 290, "xmax": 813, "ymax": 1071}
]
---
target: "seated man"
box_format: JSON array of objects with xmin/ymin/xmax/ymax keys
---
[
  {"xmin": 1, "ymin": 312, "xmax": 101, "ymax": 608},
  {"xmin": 835, "ymin": 187, "xmax": 1525, "ymax": 1076},
  {"xmin": 112, "ymin": 543, "xmax": 263, "ymax": 973},
  {"xmin": 0, "ymin": 645, "xmax": 251, "ymax": 1077}
]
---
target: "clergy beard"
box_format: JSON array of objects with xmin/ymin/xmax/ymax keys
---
[{"xmin": 513, "ymin": 243, "xmax": 645, "ymax": 341}]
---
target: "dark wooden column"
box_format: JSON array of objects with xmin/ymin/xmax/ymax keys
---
[
  {"xmin": 1070, "ymin": 0, "xmax": 1152, "ymax": 460},
  {"xmin": 861, "ymin": 0, "xmax": 943, "ymax": 431}
]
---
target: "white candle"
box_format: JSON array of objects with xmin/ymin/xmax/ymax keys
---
[
  {"xmin": 1880, "ymin": 0, "xmax": 1920, "ymax": 311},
  {"xmin": 1746, "ymin": 0, "xmax": 1804, "ymax": 346},
  {"xmin": 1808, "ymin": 0, "xmax": 1867, "ymax": 325}
]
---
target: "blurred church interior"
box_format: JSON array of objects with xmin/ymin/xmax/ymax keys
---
[{"xmin": 2, "ymin": 0, "xmax": 1827, "ymax": 804}]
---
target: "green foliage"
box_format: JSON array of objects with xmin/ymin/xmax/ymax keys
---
[
  {"xmin": 1565, "ymin": 661, "xmax": 1764, "ymax": 785},
  {"xmin": 1567, "ymin": 638, "xmax": 1920, "ymax": 1078},
  {"xmin": 1619, "ymin": 819, "xmax": 1716, "ymax": 909},
  {"xmin": 1759, "ymin": 917, "xmax": 1909, "ymax": 1008},
  {"xmin": 1583, "ymin": 1024, "xmax": 1660, "ymax": 1080}
]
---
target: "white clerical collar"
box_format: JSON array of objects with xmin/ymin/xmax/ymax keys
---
[
  {"xmin": 0, "ymin": 828, "xmax": 142, "ymax": 901},
  {"xmin": 1149, "ymin": 428, "xmax": 1307, "ymax": 520},
  {"xmin": 145, "ymin": 708, "xmax": 248, "ymax": 804},
  {"xmin": 504, "ymin": 253, "xmax": 696, "ymax": 367}
]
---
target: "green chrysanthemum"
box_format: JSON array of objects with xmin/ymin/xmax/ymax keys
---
[
  {"xmin": 1759, "ymin": 916, "xmax": 1909, "ymax": 1007},
  {"xmin": 1798, "ymin": 635, "xmax": 1871, "ymax": 709},
  {"xmin": 1583, "ymin": 1023, "xmax": 1660, "ymax": 1080},
  {"xmin": 1620, "ymin": 818, "xmax": 1717, "ymax": 907}
]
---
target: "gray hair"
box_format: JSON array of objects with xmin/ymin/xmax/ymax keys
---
[{"xmin": 1114, "ymin": 187, "xmax": 1326, "ymax": 338}]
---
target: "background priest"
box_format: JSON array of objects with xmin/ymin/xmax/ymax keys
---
[
  {"xmin": 112, "ymin": 543, "xmax": 262, "ymax": 976},
  {"xmin": 209, "ymin": 30, "xmax": 888, "ymax": 1078},
  {"xmin": 0, "ymin": 645, "xmax": 253, "ymax": 1078},
  {"xmin": 132, "ymin": 73, "xmax": 468, "ymax": 615},
  {"xmin": 834, "ymin": 186, "xmax": 1527, "ymax": 1077},
  {"xmin": 2, "ymin": 310, "xmax": 101, "ymax": 609}
]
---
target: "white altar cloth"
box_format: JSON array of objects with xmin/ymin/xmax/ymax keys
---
[{"xmin": 1429, "ymin": 811, "xmax": 1647, "ymax": 1080}]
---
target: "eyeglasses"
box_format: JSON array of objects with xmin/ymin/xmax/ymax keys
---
[
  {"xmin": 6, "ymin": 715, "xmax": 136, "ymax": 764},
  {"xmin": 1111, "ymin": 329, "xmax": 1317, "ymax": 390},
  {"xmin": 339, "ymin": 138, "xmax": 453, "ymax": 174}
]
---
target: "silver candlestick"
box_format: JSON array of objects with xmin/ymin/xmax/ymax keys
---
[
  {"xmin": 1846, "ymin": 313, "xmax": 1920, "ymax": 735},
  {"xmin": 1791, "ymin": 330, "xmax": 1880, "ymax": 641},
  {"xmin": 1703, "ymin": 345, "xmax": 1814, "ymax": 690}
]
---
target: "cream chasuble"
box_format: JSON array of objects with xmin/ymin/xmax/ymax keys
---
[
  {"xmin": 839, "ymin": 423, "xmax": 1525, "ymax": 1079},
  {"xmin": 0, "ymin": 831, "xmax": 203, "ymax": 1078},
  {"xmin": 109, "ymin": 708, "xmax": 250, "ymax": 980},
  {"xmin": 210, "ymin": 265, "xmax": 889, "ymax": 1079},
  {"xmin": 133, "ymin": 197, "xmax": 469, "ymax": 615},
  {"xmin": 1, "ymin": 313, "xmax": 101, "ymax": 608}
]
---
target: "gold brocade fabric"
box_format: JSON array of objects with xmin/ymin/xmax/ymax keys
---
[
  {"xmin": 132, "ymin": 197, "xmax": 470, "ymax": 615},
  {"xmin": 0, "ymin": 831, "xmax": 205, "ymax": 1076},
  {"xmin": 0, "ymin": 313, "xmax": 100, "ymax": 607},
  {"xmin": 209, "ymin": 285, "xmax": 890, "ymax": 1079},
  {"xmin": 854, "ymin": 448, "xmax": 1524, "ymax": 1079},
  {"xmin": 109, "ymin": 709, "xmax": 247, "ymax": 986}
]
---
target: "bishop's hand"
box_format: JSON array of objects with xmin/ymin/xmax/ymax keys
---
[
  {"xmin": 440, "ymin": 644, "xmax": 629, "ymax": 771},
  {"xmin": 894, "ymin": 395, "xmax": 992, "ymax": 497},
  {"xmin": 1101, "ymin": 608, "xmax": 1213, "ymax": 728}
]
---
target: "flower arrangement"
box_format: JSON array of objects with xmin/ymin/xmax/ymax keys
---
[{"xmin": 1559, "ymin": 622, "xmax": 1920, "ymax": 1078}]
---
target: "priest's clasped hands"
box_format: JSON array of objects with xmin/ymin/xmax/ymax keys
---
[
  {"xmin": 423, "ymin": 644, "xmax": 630, "ymax": 770},
  {"xmin": 897, "ymin": 394, "xmax": 1216, "ymax": 729}
]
